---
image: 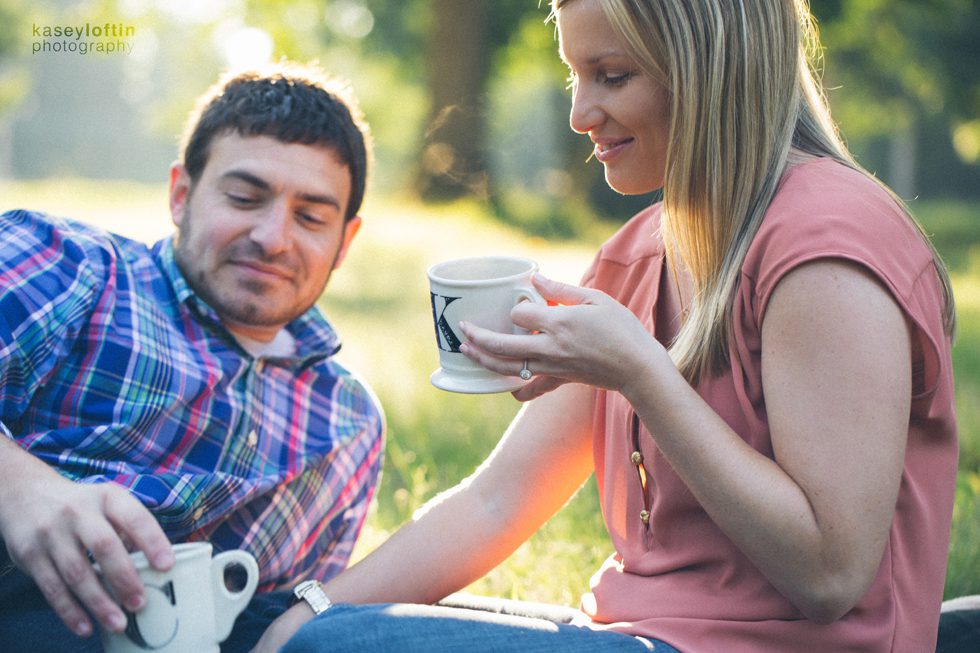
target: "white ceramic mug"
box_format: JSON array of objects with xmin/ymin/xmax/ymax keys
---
[
  {"xmin": 98, "ymin": 542, "xmax": 259, "ymax": 653},
  {"xmin": 427, "ymin": 255, "xmax": 545, "ymax": 393}
]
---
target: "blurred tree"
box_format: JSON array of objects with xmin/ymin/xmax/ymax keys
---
[
  {"xmin": 811, "ymin": 0, "xmax": 980, "ymax": 198},
  {"xmin": 360, "ymin": 0, "xmax": 556, "ymax": 201},
  {"xmin": 382, "ymin": 0, "xmax": 978, "ymax": 230},
  {"xmin": 361, "ymin": 0, "xmax": 639, "ymax": 234},
  {"xmin": 7, "ymin": 0, "xmax": 977, "ymax": 213},
  {"xmin": 0, "ymin": 0, "xmax": 29, "ymax": 108},
  {"xmin": 412, "ymin": 0, "xmax": 549, "ymax": 201},
  {"xmin": 0, "ymin": 0, "xmax": 31, "ymax": 176},
  {"xmin": 417, "ymin": 0, "xmax": 490, "ymax": 200}
]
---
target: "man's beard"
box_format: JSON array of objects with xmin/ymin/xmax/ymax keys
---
[{"xmin": 173, "ymin": 212, "xmax": 310, "ymax": 329}]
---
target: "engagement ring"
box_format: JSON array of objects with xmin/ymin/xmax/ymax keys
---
[{"xmin": 520, "ymin": 360, "xmax": 533, "ymax": 381}]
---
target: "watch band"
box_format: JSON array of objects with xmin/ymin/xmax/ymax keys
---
[{"xmin": 293, "ymin": 580, "xmax": 333, "ymax": 615}]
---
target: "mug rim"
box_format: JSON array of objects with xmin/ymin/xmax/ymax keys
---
[
  {"xmin": 427, "ymin": 255, "xmax": 537, "ymax": 287},
  {"xmin": 117, "ymin": 541, "xmax": 212, "ymax": 572}
]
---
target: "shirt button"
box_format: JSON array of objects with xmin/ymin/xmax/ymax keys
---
[
  {"xmin": 630, "ymin": 451, "xmax": 643, "ymax": 465},
  {"xmin": 639, "ymin": 510, "xmax": 650, "ymax": 524},
  {"xmin": 193, "ymin": 507, "xmax": 204, "ymax": 521},
  {"xmin": 247, "ymin": 430, "xmax": 258, "ymax": 447}
]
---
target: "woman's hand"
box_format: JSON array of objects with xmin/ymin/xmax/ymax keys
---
[
  {"xmin": 459, "ymin": 274, "xmax": 664, "ymax": 401},
  {"xmin": 249, "ymin": 603, "xmax": 315, "ymax": 653}
]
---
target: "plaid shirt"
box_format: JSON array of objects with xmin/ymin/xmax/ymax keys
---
[{"xmin": 0, "ymin": 210, "xmax": 384, "ymax": 591}]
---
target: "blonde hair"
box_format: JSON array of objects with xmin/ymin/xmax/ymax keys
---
[{"xmin": 554, "ymin": 0, "xmax": 955, "ymax": 383}]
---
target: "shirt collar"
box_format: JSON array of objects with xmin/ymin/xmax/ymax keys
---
[{"xmin": 152, "ymin": 236, "xmax": 342, "ymax": 361}]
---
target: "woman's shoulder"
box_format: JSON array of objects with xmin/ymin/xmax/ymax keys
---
[{"xmin": 744, "ymin": 158, "xmax": 935, "ymax": 293}]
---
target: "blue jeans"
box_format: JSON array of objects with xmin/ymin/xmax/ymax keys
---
[
  {"xmin": 283, "ymin": 595, "xmax": 681, "ymax": 653},
  {"xmin": 938, "ymin": 606, "xmax": 980, "ymax": 652},
  {"xmin": 0, "ymin": 560, "xmax": 291, "ymax": 653}
]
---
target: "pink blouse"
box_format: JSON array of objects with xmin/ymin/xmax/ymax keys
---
[{"xmin": 581, "ymin": 158, "xmax": 958, "ymax": 652}]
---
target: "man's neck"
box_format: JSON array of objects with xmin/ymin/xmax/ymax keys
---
[{"xmin": 229, "ymin": 327, "xmax": 297, "ymax": 358}]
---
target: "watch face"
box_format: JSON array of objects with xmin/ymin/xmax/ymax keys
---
[{"xmin": 295, "ymin": 582, "xmax": 319, "ymax": 600}]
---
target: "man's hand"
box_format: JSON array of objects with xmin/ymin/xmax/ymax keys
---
[
  {"xmin": 0, "ymin": 464, "xmax": 174, "ymax": 638},
  {"xmin": 250, "ymin": 603, "xmax": 316, "ymax": 653}
]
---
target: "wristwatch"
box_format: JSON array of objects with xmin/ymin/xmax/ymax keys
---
[{"xmin": 292, "ymin": 580, "xmax": 333, "ymax": 615}]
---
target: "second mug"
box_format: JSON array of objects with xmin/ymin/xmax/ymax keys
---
[{"xmin": 98, "ymin": 542, "xmax": 259, "ymax": 653}]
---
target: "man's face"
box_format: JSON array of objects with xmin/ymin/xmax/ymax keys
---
[{"xmin": 169, "ymin": 133, "xmax": 360, "ymax": 342}]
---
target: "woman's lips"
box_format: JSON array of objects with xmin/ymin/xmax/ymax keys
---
[{"xmin": 593, "ymin": 138, "xmax": 634, "ymax": 163}]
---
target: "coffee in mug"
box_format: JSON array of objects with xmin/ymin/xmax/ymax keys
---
[
  {"xmin": 97, "ymin": 542, "xmax": 258, "ymax": 653},
  {"xmin": 427, "ymin": 255, "xmax": 545, "ymax": 393}
]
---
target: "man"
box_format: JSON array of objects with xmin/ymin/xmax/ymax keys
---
[{"xmin": 0, "ymin": 61, "xmax": 383, "ymax": 652}]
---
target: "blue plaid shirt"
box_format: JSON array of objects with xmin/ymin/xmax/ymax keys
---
[{"xmin": 0, "ymin": 210, "xmax": 384, "ymax": 591}]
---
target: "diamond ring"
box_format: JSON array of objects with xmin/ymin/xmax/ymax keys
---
[{"xmin": 520, "ymin": 360, "xmax": 532, "ymax": 381}]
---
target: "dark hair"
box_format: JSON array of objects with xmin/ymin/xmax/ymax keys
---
[{"xmin": 180, "ymin": 61, "xmax": 371, "ymax": 222}]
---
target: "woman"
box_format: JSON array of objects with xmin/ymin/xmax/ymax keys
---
[{"xmin": 254, "ymin": 0, "xmax": 957, "ymax": 651}]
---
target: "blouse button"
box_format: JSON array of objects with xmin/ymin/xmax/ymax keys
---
[
  {"xmin": 639, "ymin": 510, "xmax": 650, "ymax": 524},
  {"xmin": 630, "ymin": 451, "xmax": 643, "ymax": 465}
]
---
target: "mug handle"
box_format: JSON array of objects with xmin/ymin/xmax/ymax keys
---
[
  {"xmin": 211, "ymin": 550, "xmax": 260, "ymax": 642},
  {"xmin": 512, "ymin": 285, "xmax": 546, "ymax": 335}
]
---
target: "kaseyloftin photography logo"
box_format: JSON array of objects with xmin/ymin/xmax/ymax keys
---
[{"xmin": 32, "ymin": 22, "xmax": 136, "ymax": 55}]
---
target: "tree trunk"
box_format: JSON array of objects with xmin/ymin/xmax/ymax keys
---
[
  {"xmin": 418, "ymin": 0, "xmax": 491, "ymax": 200},
  {"xmin": 888, "ymin": 121, "xmax": 917, "ymax": 200}
]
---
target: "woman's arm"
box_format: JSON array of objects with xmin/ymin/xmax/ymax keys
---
[
  {"xmin": 625, "ymin": 259, "xmax": 910, "ymax": 623},
  {"xmin": 252, "ymin": 382, "xmax": 596, "ymax": 651},
  {"xmin": 462, "ymin": 262, "xmax": 911, "ymax": 623},
  {"xmin": 325, "ymin": 381, "xmax": 595, "ymax": 603}
]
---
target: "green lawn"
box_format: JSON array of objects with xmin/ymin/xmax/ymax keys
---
[
  {"xmin": 3, "ymin": 179, "xmax": 978, "ymax": 604},
  {"xmin": 916, "ymin": 200, "xmax": 980, "ymax": 600}
]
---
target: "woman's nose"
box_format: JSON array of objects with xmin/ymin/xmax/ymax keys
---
[{"xmin": 569, "ymin": 82, "xmax": 603, "ymax": 135}]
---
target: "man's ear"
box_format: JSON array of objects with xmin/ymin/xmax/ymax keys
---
[
  {"xmin": 332, "ymin": 216, "xmax": 362, "ymax": 270},
  {"xmin": 169, "ymin": 163, "xmax": 191, "ymax": 227}
]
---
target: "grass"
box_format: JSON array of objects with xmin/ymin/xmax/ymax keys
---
[{"xmin": 3, "ymin": 178, "xmax": 978, "ymax": 604}]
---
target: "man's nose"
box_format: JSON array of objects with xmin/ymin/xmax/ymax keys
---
[{"xmin": 249, "ymin": 202, "xmax": 291, "ymax": 254}]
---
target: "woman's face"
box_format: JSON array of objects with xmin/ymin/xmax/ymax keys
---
[{"xmin": 557, "ymin": 0, "xmax": 670, "ymax": 195}]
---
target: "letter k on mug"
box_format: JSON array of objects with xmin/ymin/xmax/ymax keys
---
[{"xmin": 427, "ymin": 256, "xmax": 545, "ymax": 393}]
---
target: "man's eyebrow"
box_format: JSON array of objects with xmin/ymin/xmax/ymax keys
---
[
  {"xmin": 222, "ymin": 169, "xmax": 271, "ymax": 191},
  {"xmin": 221, "ymin": 169, "xmax": 342, "ymax": 209}
]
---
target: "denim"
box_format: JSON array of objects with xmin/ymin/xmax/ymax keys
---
[
  {"xmin": 0, "ymin": 561, "xmax": 291, "ymax": 653},
  {"xmin": 937, "ymin": 607, "xmax": 980, "ymax": 653},
  {"xmin": 282, "ymin": 601, "xmax": 682, "ymax": 653}
]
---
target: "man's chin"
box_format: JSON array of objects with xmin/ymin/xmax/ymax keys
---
[{"xmin": 213, "ymin": 299, "xmax": 294, "ymax": 330}]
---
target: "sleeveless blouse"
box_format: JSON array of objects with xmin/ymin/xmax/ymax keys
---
[{"xmin": 581, "ymin": 158, "xmax": 957, "ymax": 652}]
